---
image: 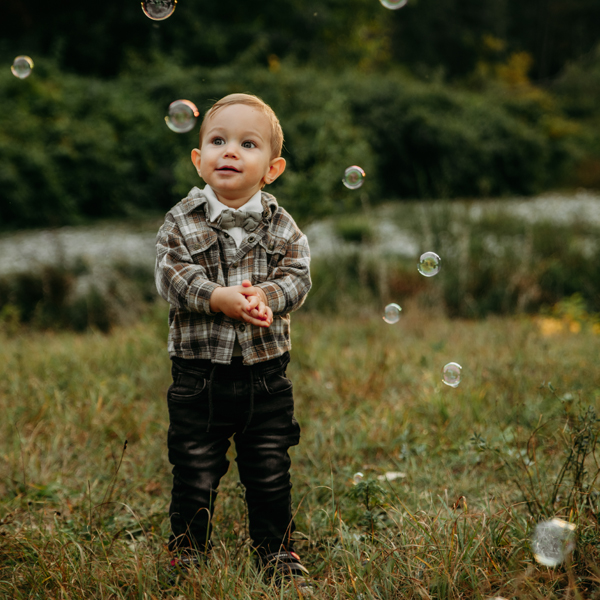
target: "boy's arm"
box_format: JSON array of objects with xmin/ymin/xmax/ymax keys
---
[
  {"xmin": 254, "ymin": 228, "xmax": 312, "ymax": 316},
  {"xmin": 155, "ymin": 213, "xmax": 220, "ymax": 314}
]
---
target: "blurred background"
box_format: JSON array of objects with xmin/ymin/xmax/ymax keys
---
[{"xmin": 1, "ymin": 0, "xmax": 600, "ymax": 330}]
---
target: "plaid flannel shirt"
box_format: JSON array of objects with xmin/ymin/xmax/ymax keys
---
[{"xmin": 155, "ymin": 187, "xmax": 312, "ymax": 365}]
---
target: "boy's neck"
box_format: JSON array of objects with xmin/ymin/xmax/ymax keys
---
[{"xmin": 209, "ymin": 186, "xmax": 261, "ymax": 210}]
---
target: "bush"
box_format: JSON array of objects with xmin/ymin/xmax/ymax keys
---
[{"xmin": 0, "ymin": 57, "xmax": 585, "ymax": 230}]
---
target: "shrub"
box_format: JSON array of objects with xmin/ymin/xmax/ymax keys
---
[{"xmin": 0, "ymin": 58, "xmax": 586, "ymax": 230}]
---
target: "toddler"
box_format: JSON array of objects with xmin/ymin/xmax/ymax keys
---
[{"xmin": 155, "ymin": 93, "xmax": 311, "ymax": 584}]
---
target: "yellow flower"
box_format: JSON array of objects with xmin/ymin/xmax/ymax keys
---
[{"xmin": 537, "ymin": 317, "xmax": 564, "ymax": 336}]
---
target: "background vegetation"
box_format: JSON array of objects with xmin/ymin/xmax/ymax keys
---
[
  {"xmin": 1, "ymin": 0, "xmax": 600, "ymax": 229},
  {"xmin": 1, "ymin": 304, "xmax": 599, "ymax": 598}
]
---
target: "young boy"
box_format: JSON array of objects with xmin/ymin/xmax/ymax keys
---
[{"xmin": 155, "ymin": 94, "xmax": 312, "ymax": 583}]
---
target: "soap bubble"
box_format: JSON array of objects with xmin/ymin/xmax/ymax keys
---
[
  {"xmin": 383, "ymin": 303, "xmax": 402, "ymax": 324},
  {"xmin": 141, "ymin": 0, "xmax": 177, "ymax": 20},
  {"xmin": 418, "ymin": 251, "xmax": 441, "ymax": 277},
  {"xmin": 380, "ymin": 0, "xmax": 408, "ymax": 9},
  {"xmin": 11, "ymin": 56, "xmax": 34, "ymax": 79},
  {"xmin": 353, "ymin": 472, "xmax": 364, "ymax": 484},
  {"xmin": 442, "ymin": 362, "xmax": 462, "ymax": 388},
  {"xmin": 532, "ymin": 518, "xmax": 576, "ymax": 567},
  {"xmin": 342, "ymin": 166, "xmax": 366, "ymax": 190},
  {"xmin": 165, "ymin": 99, "xmax": 199, "ymax": 133}
]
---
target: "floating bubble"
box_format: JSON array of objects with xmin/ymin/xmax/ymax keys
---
[
  {"xmin": 353, "ymin": 472, "xmax": 364, "ymax": 484},
  {"xmin": 442, "ymin": 362, "xmax": 462, "ymax": 388},
  {"xmin": 342, "ymin": 166, "xmax": 366, "ymax": 190},
  {"xmin": 380, "ymin": 0, "xmax": 408, "ymax": 9},
  {"xmin": 418, "ymin": 251, "xmax": 441, "ymax": 277},
  {"xmin": 11, "ymin": 56, "xmax": 34, "ymax": 79},
  {"xmin": 165, "ymin": 99, "xmax": 199, "ymax": 133},
  {"xmin": 141, "ymin": 0, "xmax": 177, "ymax": 20},
  {"xmin": 532, "ymin": 518, "xmax": 576, "ymax": 567},
  {"xmin": 383, "ymin": 303, "xmax": 402, "ymax": 324}
]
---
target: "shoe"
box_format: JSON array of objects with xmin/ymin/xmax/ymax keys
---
[
  {"xmin": 166, "ymin": 554, "xmax": 203, "ymax": 586},
  {"xmin": 259, "ymin": 550, "xmax": 313, "ymax": 593}
]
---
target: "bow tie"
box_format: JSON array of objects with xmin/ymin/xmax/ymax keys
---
[{"xmin": 217, "ymin": 209, "xmax": 263, "ymax": 232}]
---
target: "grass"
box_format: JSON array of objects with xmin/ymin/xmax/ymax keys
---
[{"xmin": 1, "ymin": 300, "xmax": 600, "ymax": 598}]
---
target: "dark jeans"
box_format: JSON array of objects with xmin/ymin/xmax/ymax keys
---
[{"xmin": 166, "ymin": 352, "xmax": 301, "ymax": 557}]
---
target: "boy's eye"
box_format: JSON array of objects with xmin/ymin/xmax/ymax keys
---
[
  {"xmin": 212, "ymin": 137, "xmax": 225, "ymax": 145},
  {"xmin": 242, "ymin": 141, "xmax": 256, "ymax": 149}
]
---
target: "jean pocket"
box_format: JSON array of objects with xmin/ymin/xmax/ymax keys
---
[
  {"xmin": 262, "ymin": 370, "xmax": 293, "ymax": 396},
  {"xmin": 168, "ymin": 372, "xmax": 208, "ymax": 403}
]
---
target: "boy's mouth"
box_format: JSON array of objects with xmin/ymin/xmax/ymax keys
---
[{"xmin": 216, "ymin": 166, "xmax": 241, "ymax": 173}]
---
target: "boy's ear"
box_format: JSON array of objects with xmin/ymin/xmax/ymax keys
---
[
  {"xmin": 264, "ymin": 157, "xmax": 286, "ymax": 185},
  {"xmin": 191, "ymin": 148, "xmax": 202, "ymax": 173}
]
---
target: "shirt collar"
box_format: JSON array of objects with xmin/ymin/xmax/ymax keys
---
[{"xmin": 203, "ymin": 185, "xmax": 263, "ymax": 223}]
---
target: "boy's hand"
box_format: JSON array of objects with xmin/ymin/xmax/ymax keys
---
[
  {"xmin": 210, "ymin": 280, "xmax": 272, "ymax": 328},
  {"xmin": 240, "ymin": 280, "xmax": 273, "ymax": 326}
]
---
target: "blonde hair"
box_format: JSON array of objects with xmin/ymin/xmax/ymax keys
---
[{"xmin": 199, "ymin": 93, "xmax": 284, "ymax": 159}]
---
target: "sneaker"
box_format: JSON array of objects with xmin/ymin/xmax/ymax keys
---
[{"xmin": 259, "ymin": 550, "xmax": 313, "ymax": 593}]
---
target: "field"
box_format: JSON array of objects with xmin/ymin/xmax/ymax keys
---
[{"xmin": 1, "ymin": 298, "xmax": 600, "ymax": 599}]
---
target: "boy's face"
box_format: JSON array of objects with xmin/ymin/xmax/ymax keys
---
[{"xmin": 191, "ymin": 103, "xmax": 286, "ymax": 208}]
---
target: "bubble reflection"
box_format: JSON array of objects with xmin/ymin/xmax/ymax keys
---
[
  {"xmin": 141, "ymin": 0, "xmax": 177, "ymax": 20},
  {"xmin": 11, "ymin": 56, "xmax": 34, "ymax": 79},
  {"xmin": 165, "ymin": 99, "xmax": 199, "ymax": 133},
  {"xmin": 532, "ymin": 518, "xmax": 576, "ymax": 567},
  {"xmin": 380, "ymin": 0, "xmax": 408, "ymax": 9},
  {"xmin": 383, "ymin": 303, "xmax": 402, "ymax": 324},
  {"xmin": 442, "ymin": 362, "xmax": 462, "ymax": 388},
  {"xmin": 418, "ymin": 252, "xmax": 441, "ymax": 277},
  {"xmin": 342, "ymin": 166, "xmax": 366, "ymax": 190}
]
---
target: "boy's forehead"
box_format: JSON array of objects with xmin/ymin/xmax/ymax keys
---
[{"xmin": 204, "ymin": 103, "xmax": 271, "ymax": 135}]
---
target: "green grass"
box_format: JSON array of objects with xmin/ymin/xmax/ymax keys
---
[{"xmin": 1, "ymin": 301, "xmax": 600, "ymax": 599}]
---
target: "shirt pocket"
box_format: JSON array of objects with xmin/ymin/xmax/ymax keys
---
[{"xmin": 186, "ymin": 230, "xmax": 218, "ymax": 263}]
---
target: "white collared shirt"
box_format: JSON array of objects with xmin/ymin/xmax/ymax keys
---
[{"xmin": 203, "ymin": 185, "xmax": 263, "ymax": 248}]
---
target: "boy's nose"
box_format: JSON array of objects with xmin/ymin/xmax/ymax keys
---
[{"xmin": 223, "ymin": 143, "xmax": 239, "ymax": 158}]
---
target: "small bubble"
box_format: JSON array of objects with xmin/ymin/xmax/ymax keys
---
[
  {"xmin": 418, "ymin": 251, "xmax": 441, "ymax": 277},
  {"xmin": 141, "ymin": 0, "xmax": 177, "ymax": 20},
  {"xmin": 353, "ymin": 472, "xmax": 364, "ymax": 484},
  {"xmin": 165, "ymin": 99, "xmax": 199, "ymax": 133},
  {"xmin": 383, "ymin": 303, "xmax": 402, "ymax": 324},
  {"xmin": 380, "ymin": 0, "xmax": 408, "ymax": 8},
  {"xmin": 442, "ymin": 362, "xmax": 462, "ymax": 388},
  {"xmin": 11, "ymin": 56, "xmax": 34, "ymax": 79},
  {"xmin": 532, "ymin": 518, "xmax": 576, "ymax": 567},
  {"xmin": 342, "ymin": 166, "xmax": 366, "ymax": 190}
]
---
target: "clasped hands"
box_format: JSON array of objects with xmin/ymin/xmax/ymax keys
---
[{"xmin": 209, "ymin": 279, "xmax": 273, "ymax": 328}]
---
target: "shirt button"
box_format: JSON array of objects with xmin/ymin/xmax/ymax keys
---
[
  {"xmin": 247, "ymin": 235, "xmax": 255, "ymax": 243},
  {"xmin": 223, "ymin": 233, "xmax": 229, "ymax": 238},
  {"xmin": 268, "ymin": 242, "xmax": 275, "ymax": 251},
  {"xmin": 232, "ymin": 262, "xmax": 238, "ymax": 268},
  {"xmin": 239, "ymin": 324, "xmax": 246, "ymax": 332}
]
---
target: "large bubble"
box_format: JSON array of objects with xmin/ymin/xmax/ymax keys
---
[
  {"xmin": 418, "ymin": 251, "xmax": 441, "ymax": 277},
  {"xmin": 342, "ymin": 166, "xmax": 366, "ymax": 190},
  {"xmin": 11, "ymin": 56, "xmax": 34, "ymax": 79},
  {"xmin": 141, "ymin": 0, "xmax": 177, "ymax": 20},
  {"xmin": 165, "ymin": 99, "xmax": 200, "ymax": 133},
  {"xmin": 383, "ymin": 303, "xmax": 402, "ymax": 324},
  {"xmin": 532, "ymin": 518, "xmax": 576, "ymax": 567},
  {"xmin": 442, "ymin": 362, "xmax": 462, "ymax": 388}
]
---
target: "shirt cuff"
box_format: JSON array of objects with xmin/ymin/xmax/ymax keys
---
[
  {"xmin": 256, "ymin": 281, "xmax": 286, "ymax": 314},
  {"xmin": 186, "ymin": 280, "xmax": 221, "ymax": 315}
]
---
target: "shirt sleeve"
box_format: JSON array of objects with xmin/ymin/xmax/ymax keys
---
[
  {"xmin": 155, "ymin": 213, "xmax": 220, "ymax": 314},
  {"xmin": 255, "ymin": 228, "xmax": 312, "ymax": 316}
]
